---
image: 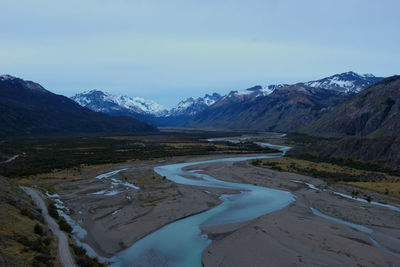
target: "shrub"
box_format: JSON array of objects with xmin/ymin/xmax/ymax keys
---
[
  {"xmin": 48, "ymin": 203, "xmax": 59, "ymax": 219},
  {"xmin": 57, "ymin": 217, "xmax": 72, "ymax": 233},
  {"xmin": 43, "ymin": 237, "xmax": 52, "ymax": 246},
  {"xmin": 20, "ymin": 207, "xmax": 35, "ymax": 220},
  {"xmin": 34, "ymin": 223, "xmax": 43, "ymax": 236}
]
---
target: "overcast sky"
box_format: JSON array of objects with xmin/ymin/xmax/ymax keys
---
[{"xmin": 1, "ymin": 0, "xmax": 399, "ymax": 107}]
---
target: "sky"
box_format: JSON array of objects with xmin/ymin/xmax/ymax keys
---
[{"xmin": 1, "ymin": 0, "xmax": 400, "ymax": 107}]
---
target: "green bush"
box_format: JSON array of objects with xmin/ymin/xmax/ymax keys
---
[
  {"xmin": 57, "ymin": 217, "xmax": 72, "ymax": 233},
  {"xmin": 48, "ymin": 203, "xmax": 59, "ymax": 219},
  {"xmin": 20, "ymin": 207, "xmax": 35, "ymax": 220},
  {"xmin": 71, "ymin": 244, "xmax": 106, "ymax": 267},
  {"xmin": 43, "ymin": 237, "xmax": 52, "ymax": 246},
  {"xmin": 34, "ymin": 223, "xmax": 43, "ymax": 236}
]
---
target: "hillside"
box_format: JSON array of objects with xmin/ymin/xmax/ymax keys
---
[
  {"xmin": 304, "ymin": 75, "xmax": 400, "ymax": 137},
  {"xmin": 300, "ymin": 76, "xmax": 400, "ymax": 169},
  {"xmin": 0, "ymin": 75, "xmax": 156, "ymax": 136},
  {"xmin": 186, "ymin": 84, "xmax": 351, "ymax": 131},
  {"xmin": 0, "ymin": 176, "xmax": 57, "ymax": 266}
]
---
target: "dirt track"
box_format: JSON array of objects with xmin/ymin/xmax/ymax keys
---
[{"xmin": 22, "ymin": 187, "xmax": 76, "ymax": 267}]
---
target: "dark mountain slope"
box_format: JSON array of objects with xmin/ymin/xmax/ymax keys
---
[
  {"xmin": 0, "ymin": 75, "xmax": 156, "ymax": 136},
  {"xmin": 184, "ymin": 72, "xmax": 383, "ymax": 132},
  {"xmin": 304, "ymin": 76, "xmax": 400, "ymax": 137},
  {"xmin": 301, "ymin": 76, "xmax": 400, "ymax": 169},
  {"xmin": 186, "ymin": 84, "xmax": 349, "ymax": 131}
]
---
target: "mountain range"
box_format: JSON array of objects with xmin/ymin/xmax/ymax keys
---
[
  {"xmin": 0, "ymin": 75, "xmax": 156, "ymax": 136},
  {"xmin": 2, "ymin": 71, "xmax": 399, "ymax": 170},
  {"xmin": 71, "ymin": 90, "xmax": 223, "ymax": 126},
  {"xmin": 0, "ymin": 71, "xmax": 387, "ymax": 137},
  {"xmin": 186, "ymin": 72, "xmax": 383, "ymax": 131},
  {"xmin": 71, "ymin": 71, "xmax": 382, "ymax": 130}
]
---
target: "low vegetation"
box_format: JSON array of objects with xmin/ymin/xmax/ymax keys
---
[
  {"xmin": 346, "ymin": 181, "xmax": 400, "ymax": 198},
  {"xmin": 70, "ymin": 243, "xmax": 105, "ymax": 267},
  {"xmin": 252, "ymin": 157, "xmax": 400, "ymax": 197},
  {"xmin": 290, "ymin": 153, "xmax": 400, "ymax": 177},
  {"xmin": 0, "ymin": 131, "xmax": 278, "ymax": 178},
  {"xmin": 0, "ymin": 176, "xmax": 57, "ymax": 266}
]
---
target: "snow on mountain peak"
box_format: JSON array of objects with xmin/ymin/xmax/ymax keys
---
[
  {"xmin": 303, "ymin": 71, "xmax": 382, "ymax": 94},
  {"xmin": 224, "ymin": 84, "xmax": 283, "ymax": 100},
  {"xmin": 0, "ymin": 74, "xmax": 16, "ymax": 81},
  {"xmin": 71, "ymin": 90, "xmax": 168, "ymax": 116},
  {"xmin": 0, "ymin": 74, "xmax": 49, "ymax": 93},
  {"xmin": 167, "ymin": 93, "xmax": 221, "ymax": 116}
]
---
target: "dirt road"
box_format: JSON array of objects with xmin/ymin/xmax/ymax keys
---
[{"xmin": 22, "ymin": 186, "xmax": 76, "ymax": 267}]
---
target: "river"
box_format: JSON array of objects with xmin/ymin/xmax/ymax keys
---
[{"xmin": 110, "ymin": 143, "xmax": 293, "ymax": 266}]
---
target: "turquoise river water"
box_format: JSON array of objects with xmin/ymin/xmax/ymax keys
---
[{"xmin": 110, "ymin": 143, "xmax": 294, "ymax": 267}]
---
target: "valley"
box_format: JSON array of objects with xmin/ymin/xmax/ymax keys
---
[
  {"xmin": 3, "ymin": 132, "xmax": 399, "ymax": 266},
  {"xmin": 3, "ymin": 2, "xmax": 400, "ymax": 266},
  {"xmin": 1, "ymin": 73, "xmax": 400, "ymax": 266}
]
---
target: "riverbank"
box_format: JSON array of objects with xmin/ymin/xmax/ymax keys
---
[
  {"xmin": 200, "ymin": 160, "xmax": 400, "ymax": 266},
  {"xmin": 29, "ymin": 154, "xmax": 255, "ymax": 258}
]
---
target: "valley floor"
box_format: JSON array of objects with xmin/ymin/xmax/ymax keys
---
[
  {"xmin": 199, "ymin": 160, "xmax": 400, "ymax": 266},
  {"xmin": 22, "ymin": 153, "xmax": 400, "ymax": 266}
]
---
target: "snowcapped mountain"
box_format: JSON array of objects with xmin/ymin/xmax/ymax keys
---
[
  {"xmin": 223, "ymin": 84, "xmax": 289, "ymax": 100},
  {"xmin": 0, "ymin": 75, "xmax": 155, "ymax": 135},
  {"xmin": 71, "ymin": 90, "xmax": 168, "ymax": 116},
  {"xmin": 167, "ymin": 93, "xmax": 221, "ymax": 116},
  {"xmin": 186, "ymin": 72, "xmax": 385, "ymax": 131},
  {"xmin": 0, "ymin": 74, "xmax": 15, "ymax": 81},
  {"xmin": 234, "ymin": 85, "xmax": 272, "ymax": 97},
  {"xmin": 71, "ymin": 90, "xmax": 222, "ymax": 125},
  {"xmin": 302, "ymin": 71, "xmax": 383, "ymax": 94},
  {"xmin": 0, "ymin": 74, "xmax": 49, "ymax": 93},
  {"xmin": 71, "ymin": 71, "xmax": 383, "ymax": 127}
]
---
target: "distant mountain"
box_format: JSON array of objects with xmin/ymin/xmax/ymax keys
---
[
  {"xmin": 304, "ymin": 75, "xmax": 400, "ymax": 137},
  {"xmin": 302, "ymin": 71, "xmax": 383, "ymax": 95},
  {"xmin": 71, "ymin": 91, "xmax": 222, "ymax": 126},
  {"xmin": 167, "ymin": 93, "xmax": 221, "ymax": 117},
  {"xmin": 0, "ymin": 75, "xmax": 156, "ymax": 136},
  {"xmin": 71, "ymin": 90, "xmax": 168, "ymax": 116},
  {"xmin": 70, "ymin": 71, "xmax": 383, "ymax": 129},
  {"xmin": 185, "ymin": 72, "xmax": 384, "ymax": 131},
  {"xmin": 302, "ymin": 76, "xmax": 400, "ymax": 169}
]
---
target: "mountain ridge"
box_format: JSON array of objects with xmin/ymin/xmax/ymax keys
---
[
  {"xmin": 298, "ymin": 75, "xmax": 400, "ymax": 170},
  {"xmin": 185, "ymin": 72, "xmax": 383, "ymax": 131},
  {"xmin": 0, "ymin": 75, "xmax": 156, "ymax": 136},
  {"xmin": 71, "ymin": 71, "xmax": 382, "ymax": 128}
]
